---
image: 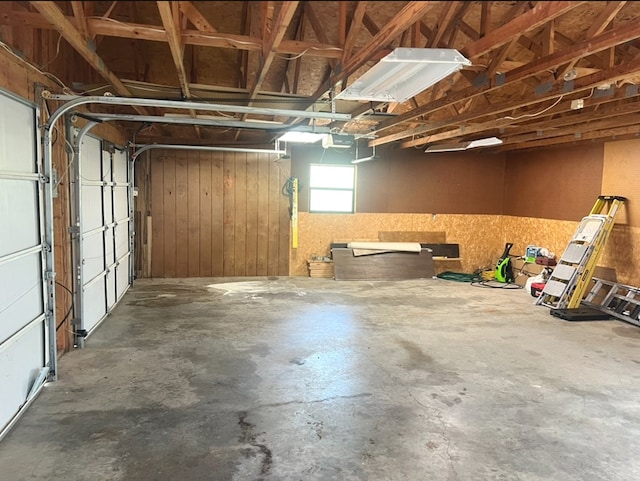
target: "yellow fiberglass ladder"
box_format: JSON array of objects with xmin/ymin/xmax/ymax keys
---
[{"xmin": 536, "ymin": 195, "xmax": 626, "ymax": 311}]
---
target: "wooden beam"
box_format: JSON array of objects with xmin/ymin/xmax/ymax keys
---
[
  {"xmin": 542, "ymin": 20, "xmax": 555, "ymax": 56},
  {"xmin": 249, "ymin": 1, "xmax": 299, "ymax": 100},
  {"xmin": 487, "ymin": 35, "xmax": 519, "ymax": 77},
  {"xmin": 389, "ymin": 56, "xmax": 640, "ymax": 148},
  {"xmin": 303, "ymin": 2, "xmax": 336, "ymax": 70},
  {"xmin": 503, "ymin": 123, "xmax": 640, "ymax": 151},
  {"xmin": 0, "ymin": 10, "xmax": 344, "ymax": 59},
  {"xmin": 235, "ymin": 0, "xmax": 299, "ymax": 138},
  {"xmin": 29, "ymin": 1, "xmax": 148, "ymax": 115},
  {"xmin": 157, "ymin": 1, "xmax": 191, "ymax": 98},
  {"xmin": 178, "ymin": 1, "xmax": 217, "ymax": 32},
  {"xmin": 427, "ymin": 2, "xmax": 460, "ymax": 48},
  {"xmin": 339, "ymin": 2, "xmax": 432, "ymax": 81},
  {"xmin": 463, "ymin": 1, "xmax": 584, "ymax": 58},
  {"xmin": 480, "ymin": 1, "xmax": 491, "ymax": 37},
  {"xmin": 70, "ymin": 1, "xmax": 88, "ymax": 38},
  {"xmin": 157, "ymin": 1, "xmax": 200, "ymax": 137},
  {"xmin": 401, "ymin": 98, "xmax": 640, "ymax": 149},
  {"xmin": 586, "ymin": 1, "xmax": 627, "ymax": 38},
  {"xmin": 372, "ymin": 18, "xmax": 640, "ymax": 139},
  {"xmin": 341, "ymin": 2, "xmax": 367, "ymax": 64},
  {"xmin": 557, "ymin": 1, "xmax": 627, "ymax": 78}
]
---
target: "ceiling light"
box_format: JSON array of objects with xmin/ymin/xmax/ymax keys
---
[
  {"xmin": 467, "ymin": 137, "xmax": 503, "ymax": 148},
  {"xmin": 425, "ymin": 137, "xmax": 503, "ymax": 153},
  {"xmin": 335, "ymin": 48, "xmax": 471, "ymax": 103},
  {"xmin": 276, "ymin": 131, "xmax": 327, "ymax": 143}
]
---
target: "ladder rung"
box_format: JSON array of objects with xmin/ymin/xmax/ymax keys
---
[
  {"xmin": 550, "ymin": 264, "xmax": 577, "ymax": 281},
  {"xmin": 542, "ymin": 279, "xmax": 569, "ymax": 298},
  {"xmin": 561, "ymin": 243, "xmax": 589, "ymax": 264}
]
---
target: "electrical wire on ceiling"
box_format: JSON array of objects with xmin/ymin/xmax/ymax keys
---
[
  {"xmin": 500, "ymin": 95, "xmax": 564, "ymax": 121},
  {"xmin": 0, "ymin": 40, "xmax": 74, "ymax": 94}
]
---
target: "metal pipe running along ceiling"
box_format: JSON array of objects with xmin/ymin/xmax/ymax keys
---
[{"xmin": 45, "ymin": 94, "xmax": 352, "ymax": 122}]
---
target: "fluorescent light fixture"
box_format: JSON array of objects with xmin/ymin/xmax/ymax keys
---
[
  {"xmin": 468, "ymin": 137, "xmax": 503, "ymax": 148},
  {"xmin": 335, "ymin": 48, "xmax": 471, "ymax": 103},
  {"xmin": 276, "ymin": 131, "xmax": 327, "ymax": 143},
  {"xmin": 425, "ymin": 137, "xmax": 503, "ymax": 153}
]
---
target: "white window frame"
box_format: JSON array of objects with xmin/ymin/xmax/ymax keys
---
[{"xmin": 309, "ymin": 164, "xmax": 356, "ymax": 213}]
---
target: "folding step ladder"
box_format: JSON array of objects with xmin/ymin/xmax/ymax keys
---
[
  {"xmin": 536, "ymin": 196, "xmax": 626, "ymax": 310},
  {"xmin": 582, "ymin": 278, "xmax": 640, "ymax": 327}
]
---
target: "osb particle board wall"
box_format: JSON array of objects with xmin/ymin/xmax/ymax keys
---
[
  {"xmin": 290, "ymin": 213, "xmax": 505, "ymax": 277},
  {"xmin": 140, "ymin": 149, "xmax": 290, "ymax": 278}
]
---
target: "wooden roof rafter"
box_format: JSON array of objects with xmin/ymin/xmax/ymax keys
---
[
  {"xmin": 234, "ymin": 1, "xmax": 299, "ymax": 139},
  {"xmin": 29, "ymin": 0, "xmax": 149, "ymax": 116},
  {"xmin": 157, "ymin": 1, "xmax": 200, "ymax": 138},
  {"xmin": 371, "ymin": 6, "xmax": 639, "ymax": 146}
]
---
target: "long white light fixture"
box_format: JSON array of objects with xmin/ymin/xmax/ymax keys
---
[
  {"xmin": 335, "ymin": 48, "xmax": 471, "ymax": 103},
  {"xmin": 425, "ymin": 137, "xmax": 503, "ymax": 153}
]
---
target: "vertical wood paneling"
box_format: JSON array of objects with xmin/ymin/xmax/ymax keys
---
[
  {"xmin": 256, "ymin": 156, "xmax": 271, "ymax": 275},
  {"xmin": 175, "ymin": 151, "xmax": 189, "ymax": 277},
  {"xmin": 222, "ymin": 152, "xmax": 235, "ymax": 275},
  {"xmin": 246, "ymin": 154, "xmax": 259, "ymax": 276},
  {"xmin": 234, "ymin": 153, "xmax": 247, "ymax": 276},
  {"xmin": 147, "ymin": 150, "xmax": 289, "ymax": 278},
  {"xmin": 163, "ymin": 157, "xmax": 177, "ymax": 277},
  {"xmin": 187, "ymin": 151, "xmax": 200, "ymax": 276},
  {"xmin": 151, "ymin": 155, "xmax": 164, "ymax": 277},
  {"xmin": 211, "ymin": 152, "xmax": 224, "ymax": 276},
  {"xmin": 199, "ymin": 154, "xmax": 213, "ymax": 277}
]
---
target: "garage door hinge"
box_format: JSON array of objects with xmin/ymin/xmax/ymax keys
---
[
  {"xmin": 39, "ymin": 174, "xmax": 49, "ymax": 183},
  {"xmin": 45, "ymin": 270, "xmax": 56, "ymax": 280},
  {"xmin": 68, "ymin": 225, "xmax": 80, "ymax": 235}
]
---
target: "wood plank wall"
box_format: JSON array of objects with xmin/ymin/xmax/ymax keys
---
[{"xmin": 138, "ymin": 149, "xmax": 291, "ymax": 278}]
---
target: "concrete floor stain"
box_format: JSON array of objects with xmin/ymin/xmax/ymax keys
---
[{"xmin": 238, "ymin": 412, "xmax": 272, "ymax": 477}]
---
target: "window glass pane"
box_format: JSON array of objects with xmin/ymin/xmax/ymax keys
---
[
  {"xmin": 310, "ymin": 189, "xmax": 353, "ymax": 212},
  {"xmin": 310, "ymin": 165, "xmax": 354, "ymax": 188}
]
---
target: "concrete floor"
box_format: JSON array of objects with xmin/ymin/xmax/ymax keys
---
[{"xmin": 1, "ymin": 277, "xmax": 640, "ymax": 481}]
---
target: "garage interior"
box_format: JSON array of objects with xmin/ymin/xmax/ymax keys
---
[{"xmin": 0, "ymin": 1, "xmax": 639, "ymax": 480}]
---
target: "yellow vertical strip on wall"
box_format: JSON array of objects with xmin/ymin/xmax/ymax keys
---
[{"xmin": 292, "ymin": 177, "xmax": 299, "ymax": 249}]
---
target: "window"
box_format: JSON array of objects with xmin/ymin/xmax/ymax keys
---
[{"xmin": 309, "ymin": 164, "xmax": 355, "ymax": 213}]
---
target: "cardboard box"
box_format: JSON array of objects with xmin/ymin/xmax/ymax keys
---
[{"xmin": 510, "ymin": 256, "xmax": 547, "ymax": 287}]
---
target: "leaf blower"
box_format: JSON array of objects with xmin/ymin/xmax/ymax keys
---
[{"xmin": 495, "ymin": 242, "xmax": 515, "ymax": 283}]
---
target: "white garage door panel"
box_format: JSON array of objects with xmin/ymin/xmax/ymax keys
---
[
  {"xmin": 0, "ymin": 180, "xmax": 39, "ymax": 257},
  {"xmin": 0, "ymin": 322, "xmax": 45, "ymax": 431},
  {"xmin": 106, "ymin": 272, "xmax": 116, "ymax": 309},
  {"xmin": 82, "ymin": 233, "xmax": 104, "ymax": 281},
  {"xmin": 81, "ymin": 185, "xmax": 103, "ymax": 232},
  {"xmin": 103, "ymin": 187, "xmax": 113, "ymax": 224},
  {"xmin": 104, "ymin": 228, "xmax": 115, "ymax": 266},
  {"xmin": 80, "ymin": 136, "xmax": 102, "ymax": 179},
  {"xmin": 113, "ymin": 186, "xmax": 128, "ymax": 221},
  {"xmin": 83, "ymin": 278, "xmax": 107, "ymax": 333},
  {"xmin": 116, "ymin": 254, "xmax": 129, "ymax": 299},
  {"xmin": 114, "ymin": 223, "xmax": 129, "ymax": 259},
  {"xmin": 0, "ymin": 95, "xmax": 35, "ymax": 173},
  {"xmin": 112, "ymin": 150, "xmax": 127, "ymax": 183},
  {"xmin": 0, "ymin": 252, "xmax": 43, "ymax": 344}
]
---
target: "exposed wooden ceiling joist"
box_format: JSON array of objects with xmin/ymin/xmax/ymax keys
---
[
  {"xmin": 29, "ymin": 0, "xmax": 149, "ymax": 115},
  {"xmin": 371, "ymin": 18, "xmax": 640, "ymax": 146}
]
